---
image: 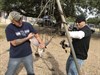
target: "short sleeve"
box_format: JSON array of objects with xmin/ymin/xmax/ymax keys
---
[
  {"xmin": 28, "ymin": 24, "xmax": 38, "ymax": 34},
  {"xmin": 5, "ymin": 27, "xmax": 17, "ymax": 41}
]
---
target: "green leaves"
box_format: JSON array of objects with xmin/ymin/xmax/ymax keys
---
[
  {"xmin": 0, "ymin": 0, "xmax": 4, "ymax": 10},
  {"xmin": 0, "ymin": 0, "xmax": 100, "ymax": 18}
]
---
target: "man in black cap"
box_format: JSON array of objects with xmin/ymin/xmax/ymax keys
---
[{"xmin": 66, "ymin": 15, "xmax": 92, "ymax": 75}]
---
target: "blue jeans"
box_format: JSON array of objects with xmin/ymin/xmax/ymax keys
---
[
  {"xmin": 5, "ymin": 54, "xmax": 35, "ymax": 75},
  {"xmin": 66, "ymin": 55, "xmax": 84, "ymax": 75}
]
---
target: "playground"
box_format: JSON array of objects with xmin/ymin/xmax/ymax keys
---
[{"xmin": 0, "ymin": 23, "xmax": 100, "ymax": 75}]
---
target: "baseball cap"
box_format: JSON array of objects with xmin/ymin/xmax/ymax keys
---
[
  {"xmin": 8, "ymin": 11, "xmax": 22, "ymax": 21},
  {"xmin": 75, "ymin": 15, "xmax": 86, "ymax": 23}
]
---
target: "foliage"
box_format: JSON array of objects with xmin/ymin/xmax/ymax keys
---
[
  {"xmin": 0, "ymin": 0, "xmax": 100, "ymax": 23},
  {"xmin": 87, "ymin": 17, "xmax": 100, "ymax": 27},
  {"xmin": 87, "ymin": 17, "xmax": 100, "ymax": 32},
  {"xmin": 66, "ymin": 17, "xmax": 75, "ymax": 22},
  {"xmin": 61, "ymin": 0, "xmax": 76, "ymax": 17},
  {"xmin": 2, "ymin": 0, "xmax": 42, "ymax": 17},
  {"xmin": 88, "ymin": 0, "xmax": 100, "ymax": 13},
  {"xmin": 0, "ymin": 0, "xmax": 4, "ymax": 11},
  {"xmin": 0, "ymin": 0, "xmax": 99, "ymax": 16}
]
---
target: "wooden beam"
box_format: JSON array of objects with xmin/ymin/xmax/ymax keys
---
[{"xmin": 56, "ymin": 0, "xmax": 81, "ymax": 75}]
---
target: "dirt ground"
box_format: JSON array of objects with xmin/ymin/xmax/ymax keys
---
[{"xmin": 0, "ymin": 24, "xmax": 100, "ymax": 75}]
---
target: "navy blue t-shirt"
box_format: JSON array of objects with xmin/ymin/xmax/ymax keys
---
[{"xmin": 5, "ymin": 22, "xmax": 37, "ymax": 58}]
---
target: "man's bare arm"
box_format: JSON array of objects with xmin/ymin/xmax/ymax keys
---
[
  {"xmin": 10, "ymin": 33, "xmax": 34, "ymax": 46},
  {"xmin": 34, "ymin": 33, "xmax": 45, "ymax": 48}
]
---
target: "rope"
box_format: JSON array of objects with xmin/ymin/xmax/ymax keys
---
[
  {"xmin": 32, "ymin": 0, "xmax": 51, "ymax": 25},
  {"xmin": 32, "ymin": 0, "xmax": 58, "ymax": 57}
]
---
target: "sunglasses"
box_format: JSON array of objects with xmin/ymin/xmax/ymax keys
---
[{"xmin": 76, "ymin": 21, "xmax": 82, "ymax": 23}]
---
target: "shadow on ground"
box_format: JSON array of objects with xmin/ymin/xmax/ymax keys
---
[{"xmin": 43, "ymin": 52, "xmax": 65, "ymax": 75}]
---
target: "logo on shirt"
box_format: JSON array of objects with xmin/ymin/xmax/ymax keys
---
[
  {"xmin": 15, "ymin": 29, "xmax": 30, "ymax": 36},
  {"xmin": 16, "ymin": 32, "xmax": 21, "ymax": 36}
]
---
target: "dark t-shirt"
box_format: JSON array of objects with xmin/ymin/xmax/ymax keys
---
[
  {"xmin": 5, "ymin": 22, "xmax": 37, "ymax": 58},
  {"xmin": 71, "ymin": 25, "xmax": 92, "ymax": 60}
]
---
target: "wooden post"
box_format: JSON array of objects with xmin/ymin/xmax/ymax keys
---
[{"xmin": 56, "ymin": 0, "xmax": 81, "ymax": 75}]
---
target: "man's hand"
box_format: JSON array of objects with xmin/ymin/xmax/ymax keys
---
[
  {"xmin": 38, "ymin": 43, "xmax": 45, "ymax": 49},
  {"xmin": 10, "ymin": 33, "xmax": 34, "ymax": 46},
  {"xmin": 27, "ymin": 33, "xmax": 34, "ymax": 40}
]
